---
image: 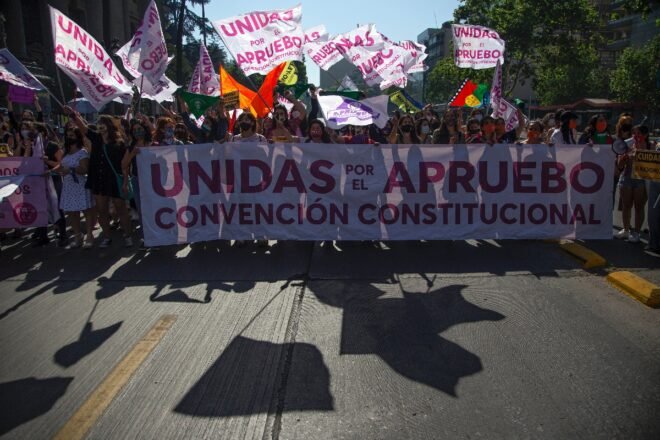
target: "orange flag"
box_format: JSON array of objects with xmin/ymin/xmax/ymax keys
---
[
  {"xmin": 219, "ymin": 65, "xmax": 257, "ymax": 113},
  {"xmin": 251, "ymin": 62, "xmax": 287, "ymax": 118}
]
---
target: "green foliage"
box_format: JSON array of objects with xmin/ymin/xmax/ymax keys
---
[
  {"xmin": 610, "ymin": 35, "xmax": 660, "ymax": 113},
  {"xmin": 454, "ymin": 0, "xmax": 602, "ymax": 103}
]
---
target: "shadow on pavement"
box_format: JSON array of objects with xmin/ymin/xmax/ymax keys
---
[
  {"xmin": 0, "ymin": 376, "xmax": 73, "ymax": 436},
  {"xmin": 311, "ymin": 281, "xmax": 505, "ymax": 397},
  {"xmin": 174, "ymin": 336, "xmax": 333, "ymax": 416},
  {"xmin": 53, "ymin": 321, "xmax": 123, "ymax": 368}
]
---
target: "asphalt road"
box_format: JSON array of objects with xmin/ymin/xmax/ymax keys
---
[{"xmin": 0, "ymin": 227, "xmax": 659, "ymax": 439}]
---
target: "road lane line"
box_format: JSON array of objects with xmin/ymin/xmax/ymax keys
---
[{"xmin": 53, "ymin": 314, "xmax": 177, "ymax": 440}]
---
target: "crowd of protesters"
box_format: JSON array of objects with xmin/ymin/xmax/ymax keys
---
[{"xmin": 0, "ymin": 86, "xmax": 658, "ymax": 254}]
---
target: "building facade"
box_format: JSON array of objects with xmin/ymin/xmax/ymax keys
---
[{"xmin": 0, "ymin": 0, "xmax": 149, "ymax": 112}]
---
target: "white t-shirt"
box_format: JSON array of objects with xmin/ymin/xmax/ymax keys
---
[{"xmin": 230, "ymin": 133, "xmax": 267, "ymax": 143}]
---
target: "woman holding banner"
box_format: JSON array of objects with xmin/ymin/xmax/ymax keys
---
[{"xmin": 65, "ymin": 108, "xmax": 133, "ymax": 248}]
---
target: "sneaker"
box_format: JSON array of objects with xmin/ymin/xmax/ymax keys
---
[
  {"xmin": 124, "ymin": 236, "xmax": 134, "ymax": 247},
  {"xmin": 67, "ymin": 236, "xmax": 83, "ymax": 249},
  {"xmin": 628, "ymin": 231, "xmax": 640, "ymax": 243},
  {"xmin": 614, "ymin": 229, "xmax": 630, "ymax": 240},
  {"xmin": 82, "ymin": 239, "xmax": 94, "ymax": 249},
  {"xmin": 99, "ymin": 238, "xmax": 112, "ymax": 248}
]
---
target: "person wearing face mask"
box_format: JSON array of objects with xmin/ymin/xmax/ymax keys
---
[
  {"xmin": 152, "ymin": 117, "xmax": 183, "ymax": 146},
  {"xmin": 305, "ymin": 119, "xmax": 333, "ymax": 143},
  {"xmin": 350, "ymin": 125, "xmax": 375, "ymax": 144},
  {"xmin": 57, "ymin": 126, "xmax": 95, "ymax": 249},
  {"xmin": 65, "ymin": 107, "xmax": 133, "ymax": 248},
  {"xmin": 175, "ymin": 123, "xmax": 193, "ymax": 144},
  {"xmin": 519, "ymin": 120, "xmax": 544, "ymax": 144},
  {"xmin": 6, "ymin": 95, "xmax": 43, "ymax": 134},
  {"xmin": 121, "ymin": 120, "xmax": 153, "ymax": 249},
  {"xmin": 479, "ymin": 116, "xmax": 498, "ymax": 145},
  {"xmin": 388, "ymin": 114, "xmax": 420, "ymax": 144},
  {"xmin": 579, "ymin": 114, "xmax": 613, "ymax": 146},
  {"xmin": 14, "ymin": 120, "xmax": 36, "ymax": 157},
  {"xmin": 269, "ymin": 104, "xmax": 296, "ymax": 142},
  {"xmin": 469, "ymin": 109, "xmax": 484, "ymax": 123},
  {"xmin": 231, "ymin": 112, "xmax": 267, "ymax": 142},
  {"xmin": 416, "ymin": 118, "xmax": 433, "ymax": 144},
  {"xmin": 615, "ymin": 125, "xmax": 651, "ymax": 243},
  {"xmin": 550, "ymin": 111, "xmax": 578, "ymax": 146},
  {"xmin": 465, "ymin": 118, "xmax": 483, "ymax": 144},
  {"xmin": 178, "ymin": 96, "xmax": 229, "ymax": 143}
]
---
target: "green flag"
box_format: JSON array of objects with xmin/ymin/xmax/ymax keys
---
[{"xmin": 179, "ymin": 90, "xmax": 220, "ymax": 118}]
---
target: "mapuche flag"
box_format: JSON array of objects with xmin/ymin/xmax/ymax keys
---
[{"xmin": 449, "ymin": 79, "xmax": 489, "ymax": 108}]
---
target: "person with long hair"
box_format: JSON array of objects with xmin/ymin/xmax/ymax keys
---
[
  {"xmin": 579, "ymin": 114, "xmax": 613, "ymax": 145},
  {"xmin": 615, "ymin": 125, "xmax": 651, "ymax": 243},
  {"xmin": 57, "ymin": 126, "xmax": 95, "ymax": 248},
  {"xmin": 520, "ymin": 120, "xmax": 545, "ymax": 144},
  {"xmin": 479, "ymin": 116, "xmax": 498, "ymax": 145},
  {"xmin": 270, "ymin": 104, "xmax": 296, "ymax": 142},
  {"xmin": 152, "ymin": 117, "xmax": 183, "ymax": 146},
  {"xmin": 305, "ymin": 119, "xmax": 334, "ymax": 144},
  {"xmin": 66, "ymin": 108, "xmax": 133, "ymax": 248},
  {"xmin": 388, "ymin": 114, "xmax": 420, "ymax": 144},
  {"xmin": 432, "ymin": 109, "xmax": 464, "ymax": 144},
  {"xmin": 550, "ymin": 111, "xmax": 578, "ymax": 146}
]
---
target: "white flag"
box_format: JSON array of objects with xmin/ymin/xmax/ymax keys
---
[
  {"xmin": 50, "ymin": 6, "xmax": 133, "ymax": 110},
  {"xmin": 490, "ymin": 59, "xmax": 503, "ymax": 111},
  {"xmin": 0, "ymin": 49, "xmax": 46, "ymax": 90},
  {"xmin": 188, "ymin": 45, "xmax": 220, "ymax": 96},
  {"xmin": 397, "ymin": 40, "xmax": 427, "ymax": 74},
  {"xmin": 318, "ymin": 94, "xmax": 389, "ymax": 129},
  {"xmin": 452, "ymin": 24, "xmax": 505, "ymax": 69},
  {"xmin": 119, "ymin": 0, "xmax": 168, "ymax": 82},
  {"xmin": 212, "ymin": 4, "xmax": 304, "ymax": 76},
  {"xmin": 491, "ymin": 98, "xmax": 520, "ymax": 131},
  {"xmin": 337, "ymin": 75, "xmax": 358, "ymax": 91},
  {"xmin": 136, "ymin": 75, "xmax": 179, "ymax": 103}
]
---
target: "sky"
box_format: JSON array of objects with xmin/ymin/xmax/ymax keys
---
[{"xmin": 194, "ymin": 0, "xmax": 460, "ymax": 84}]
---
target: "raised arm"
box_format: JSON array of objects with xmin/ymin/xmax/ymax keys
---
[{"xmin": 63, "ymin": 106, "xmax": 88, "ymax": 135}]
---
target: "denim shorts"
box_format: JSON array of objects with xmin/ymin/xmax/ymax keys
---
[{"xmin": 618, "ymin": 174, "xmax": 646, "ymax": 189}]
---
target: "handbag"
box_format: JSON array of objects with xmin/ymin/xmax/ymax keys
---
[{"xmin": 103, "ymin": 144, "xmax": 134, "ymax": 200}]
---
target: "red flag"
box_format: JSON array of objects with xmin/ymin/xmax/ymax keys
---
[
  {"xmin": 228, "ymin": 109, "xmax": 237, "ymax": 133},
  {"xmin": 251, "ymin": 63, "xmax": 287, "ymax": 118}
]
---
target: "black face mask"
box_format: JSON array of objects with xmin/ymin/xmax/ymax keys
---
[
  {"xmin": 239, "ymin": 122, "xmax": 253, "ymax": 132},
  {"xmin": 400, "ymin": 125, "xmax": 413, "ymax": 133}
]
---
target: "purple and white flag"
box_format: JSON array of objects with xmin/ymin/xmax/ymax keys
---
[
  {"xmin": 119, "ymin": 0, "xmax": 168, "ymax": 82},
  {"xmin": 492, "ymin": 98, "xmax": 520, "ymax": 131},
  {"xmin": 212, "ymin": 4, "xmax": 304, "ymax": 76},
  {"xmin": 51, "ymin": 6, "xmax": 133, "ymax": 110},
  {"xmin": 188, "ymin": 45, "xmax": 220, "ymax": 96},
  {"xmin": 452, "ymin": 24, "xmax": 505, "ymax": 69},
  {"xmin": 490, "ymin": 60, "xmax": 503, "ymax": 111},
  {"xmin": 318, "ymin": 94, "xmax": 389, "ymax": 129},
  {"xmin": 0, "ymin": 49, "xmax": 46, "ymax": 90}
]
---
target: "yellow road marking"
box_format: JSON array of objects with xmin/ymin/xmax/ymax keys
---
[{"xmin": 53, "ymin": 314, "xmax": 177, "ymax": 440}]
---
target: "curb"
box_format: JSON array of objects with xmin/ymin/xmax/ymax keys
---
[
  {"xmin": 606, "ymin": 271, "xmax": 660, "ymax": 308},
  {"xmin": 559, "ymin": 242, "xmax": 608, "ymax": 269}
]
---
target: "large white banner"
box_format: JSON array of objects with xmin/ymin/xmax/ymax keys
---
[
  {"xmin": 188, "ymin": 44, "xmax": 220, "ymax": 96},
  {"xmin": 452, "ymin": 24, "xmax": 505, "ymax": 69},
  {"xmin": 137, "ymin": 144, "xmax": 614, "ymax": 246},
  {"xmin": 0, "ymin": 49, "xmax": 46, "ymax": 90},
  {"xmin": 119, "ymin": 0, "xmax": 168, "ymax": 82},
  {"xmin": 318, "ymin": 95, "xmax": 389, "ymax": 129},
  {"xmin": 50, "ymin": 6, "xmax": 133, "ymax": 110},
  {"xmin": 212, "ymin": 4, "xmax": 304, "ymax": 76}
]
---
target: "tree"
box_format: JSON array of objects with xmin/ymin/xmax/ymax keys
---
[
  {"xmin": 610, "ymin": 35, "xmax": 660, "ymax": 116},
  {"xmin": 454, "ymin": 0, "xmax": 601, "ymax": 102},
  {"xmin": 156, "ymin": 0, "xmax": 220, "ymax": 84}
]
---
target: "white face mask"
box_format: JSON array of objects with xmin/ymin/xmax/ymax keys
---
[
  {"xmin": 291, "ymin": 111, "xmax": 300, "ymax": 119},
  {"xmin": 421, "ymin": 125, "xmax": 430, "ymax": 134},
  {"xmin": 474, "ymin": 114, "xmax": 483, "ymax": 122}
]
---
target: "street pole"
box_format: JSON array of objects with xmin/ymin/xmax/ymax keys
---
[{"xmin": 202, "ymin": 2, "xmax": 207, "ymax": 47}]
